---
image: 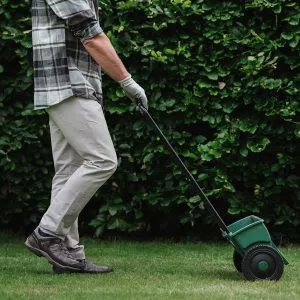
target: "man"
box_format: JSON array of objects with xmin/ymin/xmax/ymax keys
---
[{"xmin": 25, "ymin": 0, "xmax": 148, "ymax": 274}]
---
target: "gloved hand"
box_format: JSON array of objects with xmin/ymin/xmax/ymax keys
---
[{"xmin": 118, "ymin": 74, "xmax": 148, "ymax": 110}]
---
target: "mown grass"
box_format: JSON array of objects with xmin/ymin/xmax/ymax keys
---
[{"xmin": 0, "ymin": 233, "xmax": 298, "ymax": 300}]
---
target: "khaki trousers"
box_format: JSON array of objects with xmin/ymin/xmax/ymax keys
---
[{"xmin": 39, "ymin": 96, "xmax": 117, "ymax": 259}]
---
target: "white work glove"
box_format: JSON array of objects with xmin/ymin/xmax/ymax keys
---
[{"xmin": 118, "ymin": 74, "xmax": 148, "ymax": 111}]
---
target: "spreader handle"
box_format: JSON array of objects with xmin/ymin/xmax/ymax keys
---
[{"xmin": 137, "ymin": 104, "xmax": 229, "ymax": 233}]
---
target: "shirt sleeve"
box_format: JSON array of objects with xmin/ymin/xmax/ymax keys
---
[{"xmin": 45, "ymin": 0, "xmax": 103, "ymax": 42}]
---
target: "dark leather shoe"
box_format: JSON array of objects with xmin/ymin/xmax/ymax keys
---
[
  {"xmin": 25, "ymin": 229, "xmax": 85, "ymax": 272},
  {"xmin": 52, "ymin": 259, "xmax": 113, "ymax": 274}
]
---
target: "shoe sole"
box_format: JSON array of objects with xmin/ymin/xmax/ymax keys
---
[
  {"xmin": 24, "ymin": 239, "xmax": 83, "ymax": 272},
  {"xmin": 53, "ymin": 267, "xmax": 113, "ymax": 274}
]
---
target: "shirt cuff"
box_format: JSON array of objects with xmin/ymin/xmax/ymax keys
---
[{"xmin": 70, "ymin": 19, "xmax": 103, "ymax": 43}]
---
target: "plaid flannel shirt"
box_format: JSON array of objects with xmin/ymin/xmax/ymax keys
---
[{"xmin": 31, "ymin": 0, "xmax": 103, "ymax": 110}]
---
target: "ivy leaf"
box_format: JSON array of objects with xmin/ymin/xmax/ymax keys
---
[
  {"xmin": 240, "ymin": 148, "xmax": 248, "ymax": 157},
  {"xmin": 247, "ymin": 137, "xmax": 271, "ymax": 152},
  {"xmin": 188, "ymin": 195, "xmax": 201, "ymax": 204},
  {"xmin": 108, "ymin": 208, "xmax": 118, "ymax": 216},
  {"xmin": 289, "ymin": 37, "xmax": 299, "ymax": 48},
  {"xmin": 288, "ymin": 14, "xmax": 300, "ymax": 25},
  {"xmin": 207, "ymin": 73, "xmax": 218, "ymax": 80},
  {"xmin": 236, "ymin": 119, "xmax": 258, "ymax": 134},
  {"xmin": 281, "ymin": 32, "xmax": 294, "ymax": 40}
]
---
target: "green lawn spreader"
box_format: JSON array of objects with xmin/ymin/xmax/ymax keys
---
[
  {"xmin": 223, "ymin": 215, "xmax": 288, "ymax": 280},
  {"xmin": 138, "ymin": 104, "xmax": 289, "ymax": 281}
]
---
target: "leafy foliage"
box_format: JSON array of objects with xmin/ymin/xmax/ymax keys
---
[{"xmin": 0, "ymin": 0, "xmax": 299, "ymax": 240}]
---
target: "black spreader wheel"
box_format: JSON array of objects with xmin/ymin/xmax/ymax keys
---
[
  {"xmin": 241, "ymin": 244, "xmax": 284, "ymax": 281},
  {"xmin": 233, "ymin": 249, "xmax": 243, "ymax": 273}
]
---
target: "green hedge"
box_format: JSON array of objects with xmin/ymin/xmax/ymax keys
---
[{"xmin": 0, "ymin": 0, "xmax": 299, "ymax": 240}]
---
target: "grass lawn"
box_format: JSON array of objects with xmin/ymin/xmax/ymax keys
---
[{"xmin": 0, "ymin": 233, "xmax": 299, "ymax": 300}]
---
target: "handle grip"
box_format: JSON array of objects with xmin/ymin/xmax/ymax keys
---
[{"xmin": 136, "ymin": 103, "xmax": 147, "ymax": 114}]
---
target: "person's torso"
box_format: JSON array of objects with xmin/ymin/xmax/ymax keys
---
[{"xmin": 31, "ymin": 0, "xmax": 103, "ymax": 110}]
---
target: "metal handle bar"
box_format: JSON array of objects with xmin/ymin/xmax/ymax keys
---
[{"xmin": 137, "ymin": 104, "xmax": 229, "ymax": 233}]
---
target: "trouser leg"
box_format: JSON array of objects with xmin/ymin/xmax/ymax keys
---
[
  {"xmin": 48, "ymin": 116, "xmax": 85, "ymax": 259},
  {"xmin": 39, "ymin": 96, "xmax": 117, "ymax": 241}
]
